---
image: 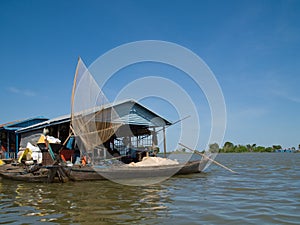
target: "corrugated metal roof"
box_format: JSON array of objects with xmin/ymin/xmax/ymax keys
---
[
  {"xmin": 0, "ymin": 117, "xmax": 48, "ymax": 131},
  {"xmin": 0, "ymin": 120, "xmax": 22, "ymax": 128},
  {"xmin": 74, "ymin": 99, "xmax": 171, "ymax": 125},
  {"xmin": 115, "ymin": 114, "xmax": 165, "ymax": 126},
  {"xmin": 112, "ymin": 100, "xmax": 171, "ymax": 127},
  {"xmin": 16, "ymin": 114, "xmax": 70, "ymax": 133},
  {"xmin": 17, "ymin": 99, "xmax": 172, "ymax": 133}
]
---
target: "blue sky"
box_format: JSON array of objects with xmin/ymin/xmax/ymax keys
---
[{"xmin": 0, "ymin": 0, "xmax": 299, "ymax": 149}]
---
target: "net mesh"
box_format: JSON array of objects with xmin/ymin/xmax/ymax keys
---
[{"xmin": 71, "ymin": 58, "xmax": 122, "ymax": 154}]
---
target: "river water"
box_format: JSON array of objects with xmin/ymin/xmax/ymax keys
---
[{"xmin": 0, "ymin": 153, "xmax": 299, "ymax": 225}]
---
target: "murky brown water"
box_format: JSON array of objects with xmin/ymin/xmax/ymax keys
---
[{"xmin": 1, "ymin": 153, "xmax": 299, "ymax": 224}]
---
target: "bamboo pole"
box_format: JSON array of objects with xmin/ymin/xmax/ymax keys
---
[
  {"xmin": 163, "ymin": 126, "xmax": 167, "ymax": 158},
  {"xmin": 71, "ymin": 57, "xmax": 81, "ymax": 119},
  {"xmin": 155, "ymin": 115, "xmax": 191, "ymax": 134},
  {"xmin": 179, "ymin": 143, "xmax": 238, "ymax": 174}
]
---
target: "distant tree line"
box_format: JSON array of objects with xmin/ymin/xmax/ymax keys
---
[
  {"xmin": 219, "ymin": 142, "xmax": 300, "ymax": 153},
  {"xmin": 173, "ymin": 143, "xmax": 300, "ymax": 153}
]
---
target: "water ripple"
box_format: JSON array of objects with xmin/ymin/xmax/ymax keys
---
[{"xmin": 0, "ymin": 153, "xmax": 299, "ymax": 224}]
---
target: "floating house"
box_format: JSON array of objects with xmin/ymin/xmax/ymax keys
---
[
  {"xmin": 0, "ymin": 117, "xmax": 48, "ymax": 158},
  {"xmin": 15, "ymin": 99, "xmax": 172, "ymax": 162},
  {"xmin": 16, "ymin": 114, "xmax": 71, "ymax": 148},
  {"xmin": 16, "ymin": 114, "xmax": 72, "ymax": 165}
]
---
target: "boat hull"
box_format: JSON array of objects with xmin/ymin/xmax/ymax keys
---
[
  {"xmin": 0, "ymin": 171, "xmax": 49, "ymax": 182},
  {"xmin": 69, "ymin": 160, "xmax": 204, "ymax": 181},
  {"xmin": 0, "ymin": 164, "xmax": 49, "ymax": 182},
  {"xmin": 0, "ymin": 159, "xmax": 207, "ymax": 183}
]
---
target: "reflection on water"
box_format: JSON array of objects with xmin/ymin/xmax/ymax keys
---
[
  {"xmin": 1, "ymin": 153, "xmax": 300, "ymax": 224},
  {"xmin": 0, "ymin": 179, "xmax": 177, "ymax": 224}
]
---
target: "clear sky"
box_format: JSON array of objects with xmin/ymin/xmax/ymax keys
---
[{"xmin": 0, "ymin": 0, "xmax": 299, "ymax": 149}]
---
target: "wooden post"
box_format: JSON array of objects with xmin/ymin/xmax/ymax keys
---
[
  {"xmin": 15, "ymin": 133, "xmax": 19, "ymax": 158},
  {"xmin": 104, "ymin": 147, "xmax": 107, "ymax": 159},
  {"xmin": 7, "ymin": 131, "xmax": 9, "ymax": 157},
  {"xmin": 57, "ymin": 125, "xmax": 60, "ymax": 140},
  {"xmin": 152, "ymin": 127, "xmax": 157, "ymax": 148},
  {"xmin": 163, "ymin": 126, "xmax": 166, "ymax": 158}
]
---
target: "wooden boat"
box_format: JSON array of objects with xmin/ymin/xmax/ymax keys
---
[
  {"xmin": 66, "ymin": 59, "xmax": 209, "ymax": 183},
  {"xmin": 0, "ymin": 163, "xmax": 69, "ymax": 183},
  {"xmin": 68, "ymin": 159, "xmax": 206, "ymax": 181},
  {"xmin": 0, "ymin": 170, "xmax": 49, "ymax": 182},
  {"xmin": 0, "ymin": 164, "xmax": 49, "ymax": 182},
  {"xmin": 0, "ymin": 158, "xmax": 207, "ymax": 183}
]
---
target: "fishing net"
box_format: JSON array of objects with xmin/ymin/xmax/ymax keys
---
[
  {"xmin": 71, "ymin": 58, "xmax": 122, "ymax": 156},
  {"xmin": 70, "ymin": 58, "xmax": 208, "ymax": 185}
]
